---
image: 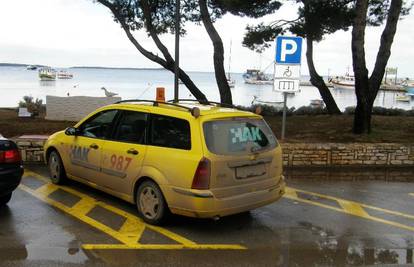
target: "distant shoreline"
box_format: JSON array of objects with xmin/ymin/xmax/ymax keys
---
[
  {"xmin": 0, "ymin": 62, "xmax": 242, "ymax": 74},
  {"xmin": 70, "ymin": 66, "xmax": 164, "ymax": 71},
  {"xmin": 0, "ymin": 63, "xmax": 164, "ymax": 71}
]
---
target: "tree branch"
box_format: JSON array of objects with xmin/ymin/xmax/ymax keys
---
[
  {"xmin": 140, "ymin": 0, "xmax": 175, "ymax": 64},
  {"xmin": 269, "ymin": 17, "xmax": 301, "ymax": 28},
  {"xmin": 97, "ymin": 0, "xmax": 208, "ymax": 102},
  {"xmin": 97, "ymin": 0, "xmax": 169, "ymax": 67},
  {"xmin": 369, "ymin": 0, "xmax": 403, "ymax": 95},
  {"xmin": 198, "ymin": 0, "xmax": 232, "ymax": 104}
]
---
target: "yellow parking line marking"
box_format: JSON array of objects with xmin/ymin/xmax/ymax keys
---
[
  {"xmin": 337, "ymin": 200, "xmax": 370, "ymax": 217},
  {"xmin": 21, "ymin": 170, "xmax": 246, "ymax": 250},
  {"xmin": 285, "ymin": 186, "xmax": 414, "ymax": 233},
  {"xmin": 82, "ymin": 244, "xmax": 246, "ymax": 250}
]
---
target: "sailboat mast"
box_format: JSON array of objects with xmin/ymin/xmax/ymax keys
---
[{"xmin": 227, "ymin": 40, "xmax": 232, "ymax": 80}]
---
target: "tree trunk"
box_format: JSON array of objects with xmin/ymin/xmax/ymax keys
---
[
  {"xmin": 198, "ymin": 0, "xmax": 233, "ymax": 105},
  {"xmin": 98, "ymin": 0, "xmax": 208, "ymax": 103},
  {"xmin": 353, "ymin": 100, "xmax": 373, "ymax": 133},
  {"xmin": 351, "ymin": 0, "xmax": 371, "ymax": 134},
  {"xmin": 306, "ymin": 38, "xmax": 341, "ymax": 114},
  {"xmin": 351, "ymin": 0, "xmax": 402, "ymax": 134}
]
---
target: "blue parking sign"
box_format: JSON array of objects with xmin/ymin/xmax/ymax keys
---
[{"xmin": 275, "ymin": 36, "xmax": 302, "ymax": 64}]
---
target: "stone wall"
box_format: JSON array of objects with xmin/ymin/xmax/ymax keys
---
[
  {"xmin": 282, "ymin": 143, "xmax": 414, "ymax": 167},
  {"xmin": 45, "ymin": 95, "xmax": 122, "ymax": 121},
  {"xmin": 13, "ymin": 137, "xmax": 414, "ymax": 168},
  {"xmin": 13, "ymin": 135, "xmax": 48, "ymax": 163}
]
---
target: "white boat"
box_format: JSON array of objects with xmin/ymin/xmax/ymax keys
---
[
  {"xmin": 26, "ymin": 65, "xmax": 37, "ymax": 70},
  {"xmin": 396, "ymin": 94, "xmax": 411, "ymax": 102},
  {"xmin": 331, "ymin": 73, "xmax": 355, "ymax": 90},
  {"xmin": 38, "ymin": 68, "xmax": 56, "ymax": 81},
  {"xmin": 401, "ymin": 79, "xmax": 414, "ymax": 87},
  {"xmin": 243, "ymin": 69, "xmax": 273, "ymax": 85},
  {"xmin": 57, "ymin": 70, "xmax": 73, "ymax": 79},
  {"xmin": 227, "ymin": 79, "xmax": 235, "ymax": 88},
  {"xmin": 310, "ymin": 99, "xmax": 325, "ymax": 108},
  {"xmin": 251, "ymin": 96, "xmax": 283, "ymax": 108}
]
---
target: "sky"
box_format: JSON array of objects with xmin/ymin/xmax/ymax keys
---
[{"xmin": 0, "ymin": 0, "xmax": 413, "ymax": 77}]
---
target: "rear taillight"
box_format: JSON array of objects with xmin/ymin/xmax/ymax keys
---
[
  {"xmin": 0, "ymin": 149, "xmax": 21, "ymax": 163},
  {"xmin": 191, "ymin": 158, "xmax": 211, "ymax": 190}
]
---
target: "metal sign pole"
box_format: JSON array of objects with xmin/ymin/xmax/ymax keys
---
[
  {"xmin": 173, "ymin": 0, "xmax": 180, "ymax": 102},
  {"xmin": 274, "ymin": 36, "xmax": 303, "ymax": 141},
  {"xmin": 281, "ymin": 92, "xmax": 287, "ymax": 140}
]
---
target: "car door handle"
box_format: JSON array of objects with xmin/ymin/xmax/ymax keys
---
[
  {"xmin": 89, "ymin": 143, "xmax": 99, "ymax": 149},
  {"xmin": 127, "ymin": 148, "xmax": 139, "ymax": 155}
]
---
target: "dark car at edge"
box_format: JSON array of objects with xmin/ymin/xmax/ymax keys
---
[{"xmin": 0, "ymin": 136, "xmax": 23, "ymax": 206}]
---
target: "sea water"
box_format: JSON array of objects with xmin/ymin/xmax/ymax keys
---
[{"xmin": 0, "ymin": 66, "xmax": 412, "ymax": 110}]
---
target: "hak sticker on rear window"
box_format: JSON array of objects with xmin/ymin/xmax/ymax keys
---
[{"xmin": 230, "ymin": 127, "xmax": 262, "ymax": 143}]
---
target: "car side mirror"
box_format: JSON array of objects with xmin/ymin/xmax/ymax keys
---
[{"xmin": 65, "ymin": 127, "xmax": 79, "ymax": 136}]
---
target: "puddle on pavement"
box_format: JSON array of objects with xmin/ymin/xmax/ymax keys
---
[{"xmin": 279, "ymin": 221, "xmax": 414, "ymax": 266}]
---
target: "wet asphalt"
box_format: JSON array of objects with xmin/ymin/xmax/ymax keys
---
[{"xmin": 0, "ymin": 165, "xmax": 413, "ymax": 267}]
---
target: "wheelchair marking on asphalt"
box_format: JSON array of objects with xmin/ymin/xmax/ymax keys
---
[
  {"xmin": 20, "ymin": 170, "xmax": 245, "ymax": 250},
  {"xmin": 285, "ymin": 187, "xmax": 414, "ymax": 232}
]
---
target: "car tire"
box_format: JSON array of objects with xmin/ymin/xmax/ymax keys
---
[
  {"xmin": 0, "ymin": 193, "xmax": 12, "ymax": 206},
  {"xmin": 136, "ymin": 180, "xmax": 169, "ymax": 225},
  {"xmin": 48, "ymin": 151, "xmax": 67, "ymax": 185}
]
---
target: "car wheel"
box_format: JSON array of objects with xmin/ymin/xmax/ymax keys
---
[
  {"xmin": 48, "ymin": 151, "xmax": 66, "ymax": 185},
  {"xmin": 0, "ymin": 193, "xmax": 12, "ymax": 206},
  {"xmin": 136, "ymin": 181, "xmax": 168, "ymax": 225}
]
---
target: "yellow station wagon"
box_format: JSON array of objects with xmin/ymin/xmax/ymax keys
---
[{"xmin": 44, "ymin": 100, "xmax": 285, "ymax": 224}]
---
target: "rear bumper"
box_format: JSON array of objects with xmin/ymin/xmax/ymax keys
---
[
  {"xmin": 164, "ymin": 177, "xmax": 286, "ymax": 218},
  {"xmin": 0, "ymin": 165, "xmax": 24, "ymax": 196}
]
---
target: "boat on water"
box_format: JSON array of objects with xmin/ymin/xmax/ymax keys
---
[
  {"xmin": 401, "ymin": 79, "xmax": 414, "ymax": 87},
  {"xmin": 26, "ymin": 65, "xmax": 37, "ymax": 70},
  {"xmin": 38, "ymin": 67, "xmax": 56, "ymax": 81},
  {"xmin": 396, "ymin": 94, "xmax": 411, "ymax": 102},
  {"xmin": 227, "ymin": 79, "xmax": 235, "ymax": 88},
  {"xmin": 331, "ymin": 73, "xmax": 355, "ymax": 90},
  {"xmin": 57, "ymin": 70, "xmax": 74, "ymax": 79},
  {"xmin": 406, "ymin": 87, "xmax": 414, "ymax": 97},
  {"xmin": 243, "ymin": 69, "xmax": 273, "ymax": 85},
  {"xmin": 310, "ymin": 99, "xmax": 325, "ymax": 108}
]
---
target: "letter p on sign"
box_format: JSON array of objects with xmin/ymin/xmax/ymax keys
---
[{"xmin": 276, "ymin": 36, "xmax": 302, "ymax": 64}]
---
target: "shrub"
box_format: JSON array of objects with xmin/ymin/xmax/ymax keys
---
[
  {"xmin": 18, "ymin": 96, "xmax": 45, "ymax": 116},
  {"xmin": 238, "ymin": 104, "xmax": 414, "ymax": 116},
  {"xmin": 293, "ymin": 106, "xmax": 328, "ymax": 115}
]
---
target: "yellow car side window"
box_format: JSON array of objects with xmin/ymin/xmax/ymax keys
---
[{"xmin": 78, "ymin": 110, "xmax": 118, "ymax": 139}]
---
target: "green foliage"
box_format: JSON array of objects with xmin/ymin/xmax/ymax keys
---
[
  {"xmin": 243, "ymin": 23, "xmax": 283, "ymax": 53},
  {"xmin": 105, "ymin": 0, "xmax": 284, "ymax": 36},
  {"xmin": 18, "ymin": 96, "xmax": 45, "ymax": 116},
  {"xmin": 243, "ymin": 0, "xmax": 354, "ymax": 51},
  {"xmin": 242, "ymin": 0, "xmax": 411, "ymax": 52},
  {"xmin": 210, "ymin": 0, "xmax": 281, "ymax": 18},
  {"xmin": 103, "ymin": 0, "xmax": 191, "ymax": 35},
  {"xmin": 367, "ymin": 0, "xmax": 412, "ymax": 26},
  {"xmin": 237, "ymin": 104, "xmax": 414, "ymax": 117}
]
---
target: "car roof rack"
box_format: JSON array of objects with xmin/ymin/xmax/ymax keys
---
[
  {"xmin": 167, "ymin": 99, "xmax": 243, "ymax": 110},
  {"xmin": 115, "ymin": 99, "xmax": 201, "ymax": 118}
]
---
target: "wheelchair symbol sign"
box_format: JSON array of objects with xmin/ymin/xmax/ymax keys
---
[{"xmin": 283, "ymin": 66, "xmax": 292, "ymax": 77}]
